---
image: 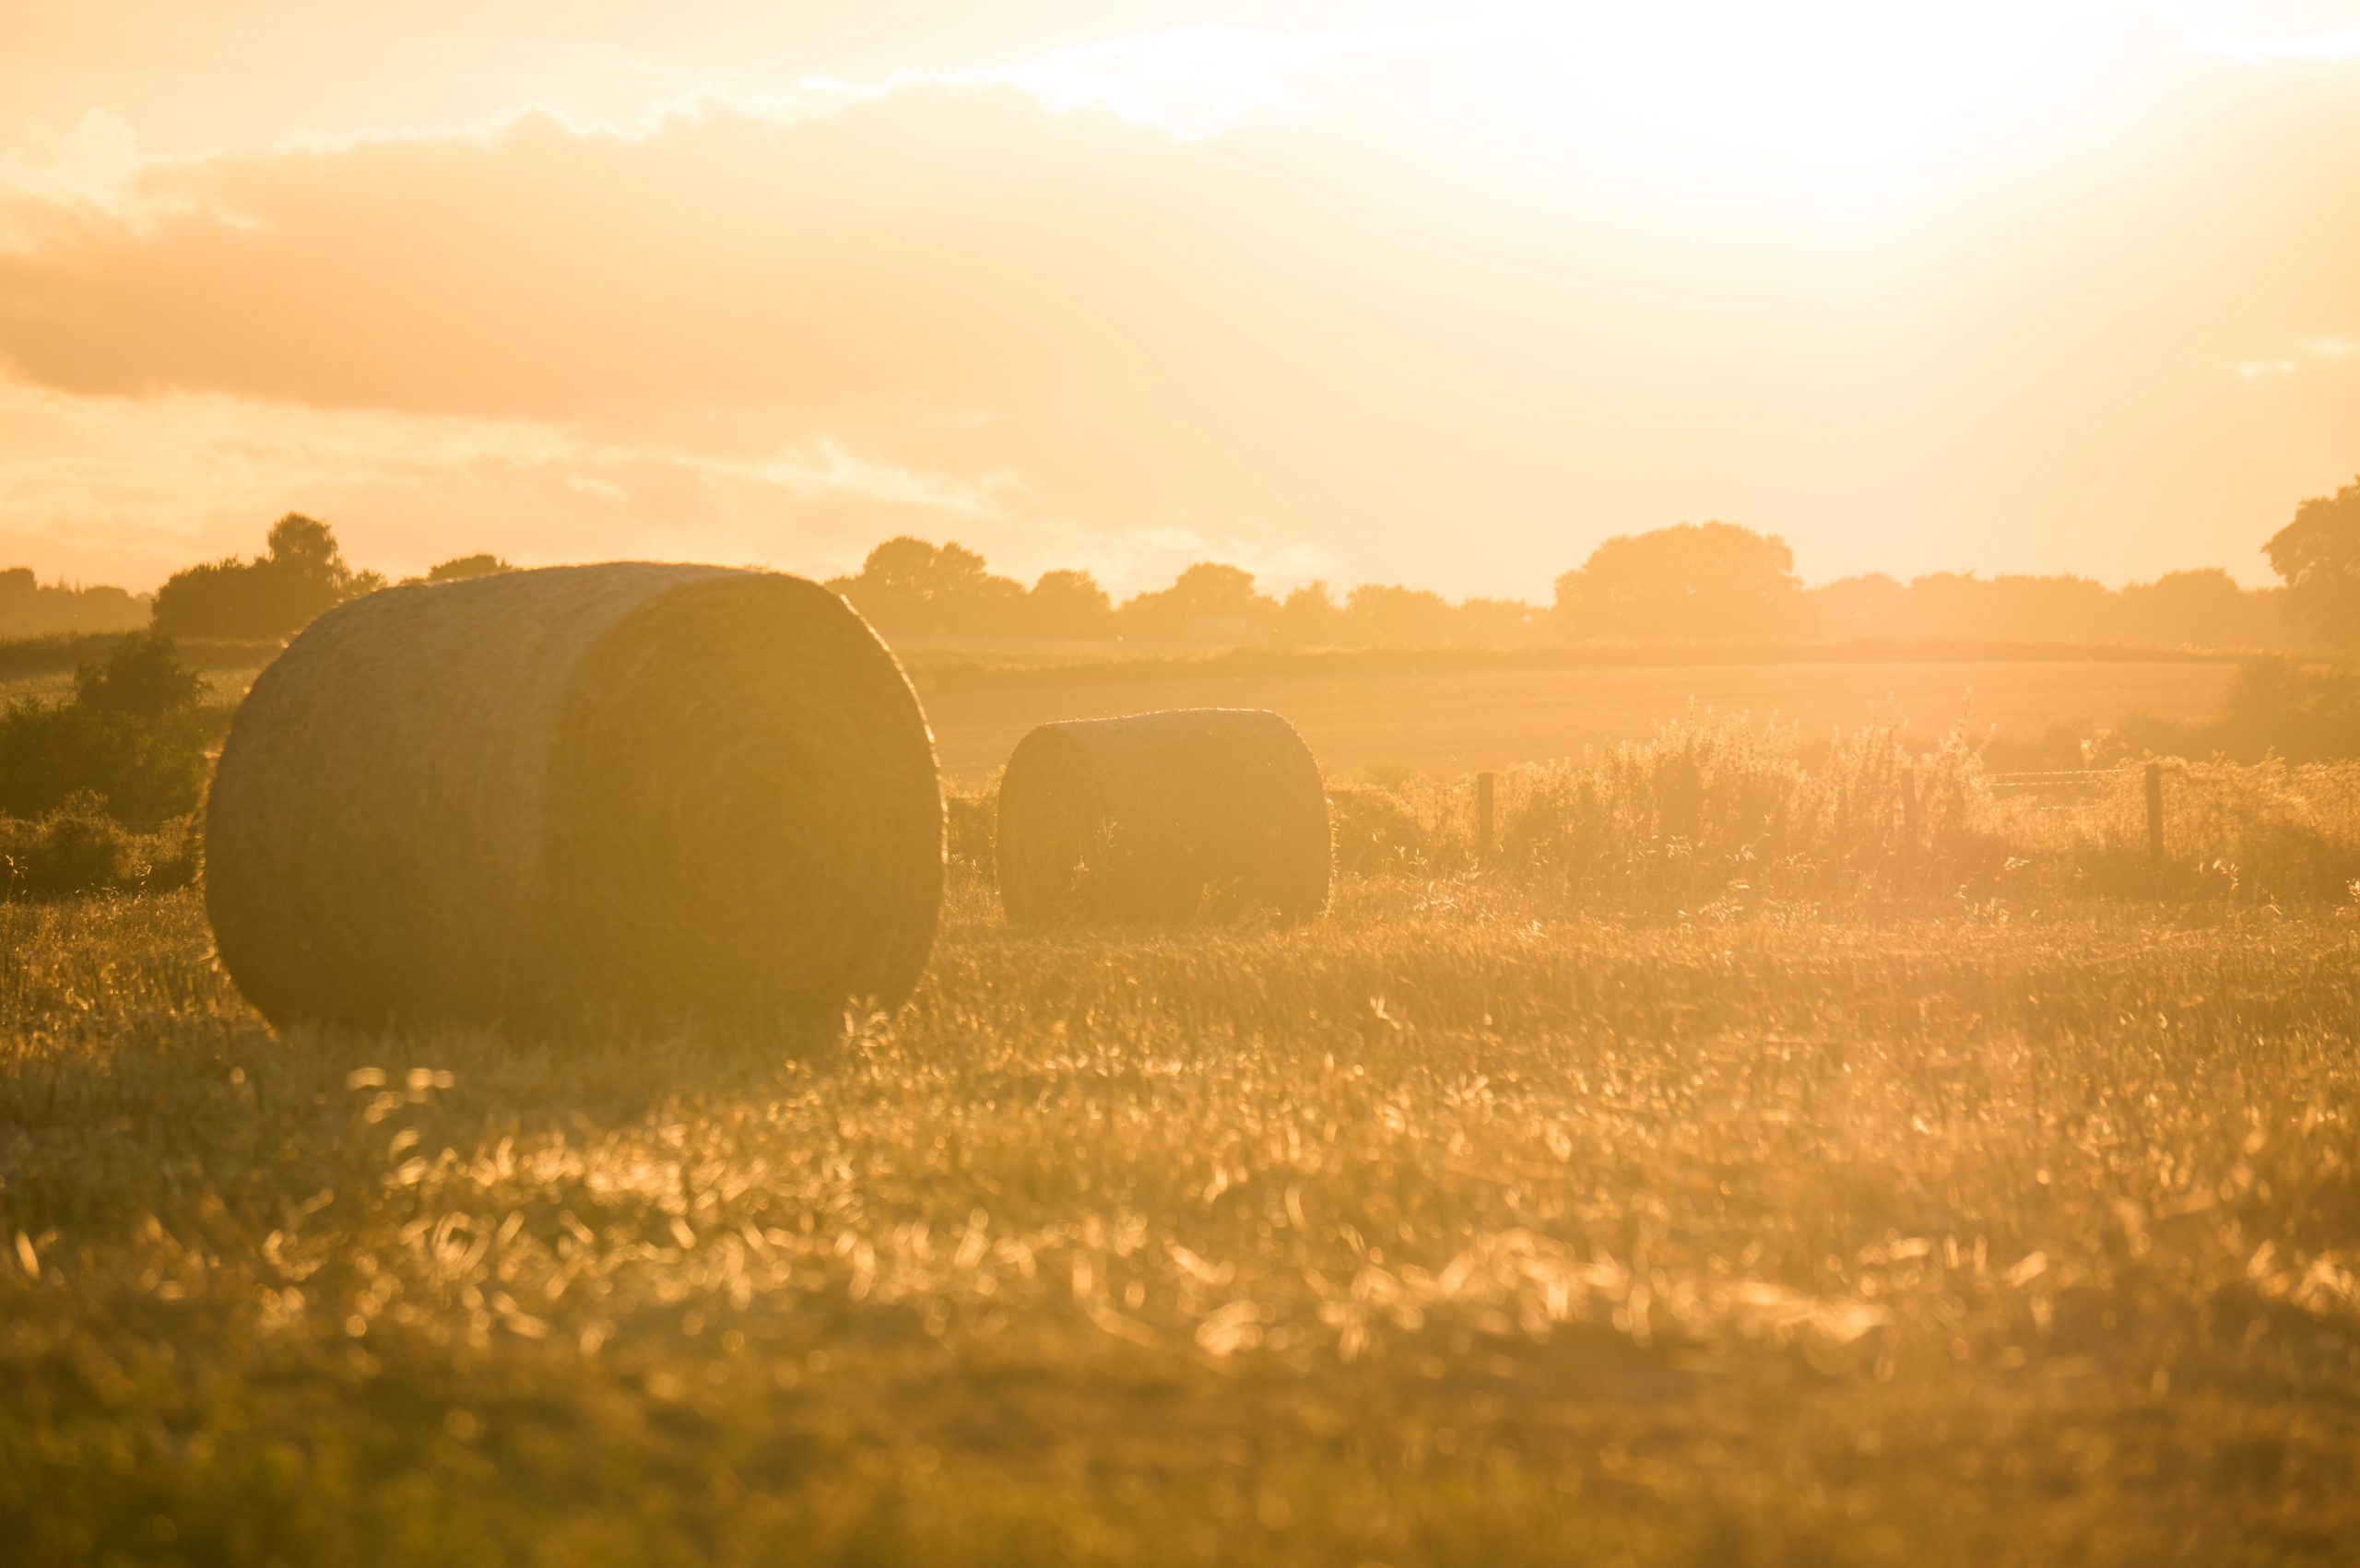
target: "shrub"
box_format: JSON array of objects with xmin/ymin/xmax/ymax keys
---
[
  {"xmin": 2115, "ymin": 658, "xmax": 2360, "ymax": 762},
  {"xmin": 0, "ymin": 794, "xmax": 133, "ymax": 899},
  {"xmin": 74, "ymin": 628, "xmax": 206, "ymax": 717},
  {"xmin": 0, "ymin": 632, "xmax": 214, "ymax": 824},
  {"xmin": 0, "ymin": 701, "xmax": 213, "ymax": 824}
]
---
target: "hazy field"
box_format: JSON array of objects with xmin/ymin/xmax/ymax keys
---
[
  {"xmin": 6, "ymin": 866, "xmax": 2358, "ymax": 1565},
  {"xmin": 3, "ymin": 650, "xmax": 2236, "ymax": 788},
  {"xmin": 1, "ymin": 645, "xmax": 2342, "ymax": 1563},
  {"xmin": 917, "ymin": 658, "xmax": 2236, "ymax": 784}
]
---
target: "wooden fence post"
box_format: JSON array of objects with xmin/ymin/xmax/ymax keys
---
[
  {"xmin": 1475, "ymin": 772, "xmax": 1496, "ymax": 870},
  {"xmin": 2145, "ymin": 761, "xmax": 2165, "ymax": 869}
]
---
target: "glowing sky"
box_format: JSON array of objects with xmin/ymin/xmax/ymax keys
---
[{"xmin": 2, "ymin": 1, "xmax": 2355, "ymax": 596}]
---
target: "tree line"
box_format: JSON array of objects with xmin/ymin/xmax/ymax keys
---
[
  {"xmin": 0, "ymin": 569, "xmax": 148, "ymax": 639},
  {"xmin": 826, "ymin": 500, "xmax": 2358, "ymax": 651},
  {"xmin": 6, "ymin": 476, "xmax": 2356, "ymax": 649}
]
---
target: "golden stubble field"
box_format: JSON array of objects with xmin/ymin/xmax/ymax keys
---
[{"xmin": 5, "ymin": 868, "xmax": 2358, "ymax": 1566}]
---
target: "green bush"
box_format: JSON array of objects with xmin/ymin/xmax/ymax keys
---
[
  {"xmin": 74, "ymin": 627, "xmax": 206, "ymax": 717},
  {"xmin": 3, "ymin": 795, "xmax": 123, "ymax": 899},
  {"xmin": 0, "ymin": 795, "xmax": 200, "ymax": 901},
  {"xmin": 0, "ymin": 631, "xmax": 215, "ymax": 824}
]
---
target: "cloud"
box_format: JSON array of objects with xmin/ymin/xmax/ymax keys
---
[
  {"xmin": 0, "ymin": 76, "xmax": 1550, "ymax": 585},
  {"xmin": 2, "ymin": 25, "xmax": 2359, "ymax": 595},
  {"xmin": 2233, "ymin": 335, "xmax": 2360, "ymax": 381},
  {"xmin": 2177, "ymin": 21, "xmax": 2360, "ymax": 63},
  {"xmin": 0, "ymin": 371, "xmax": 1018, "ymax": 588}
]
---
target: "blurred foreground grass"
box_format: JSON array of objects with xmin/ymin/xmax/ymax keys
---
[{"xmin": 6, "ymin": 879, "xmax": 2359, "ymax": 1565}]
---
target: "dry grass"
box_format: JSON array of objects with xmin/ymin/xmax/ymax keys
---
[
  {"xmin": 1318, "ymin": 723, "xmax": 2360, "ymax": 916},
  {"xmin": 5, "ymin": 839, "xmax": 2359, "ymax": 1562}
]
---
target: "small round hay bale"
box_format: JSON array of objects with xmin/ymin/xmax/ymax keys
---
[
  {"xmin": 204, "ymin": 563, "xmax": 943, "ymax": 1032},
  {"xmin": 995, "ymin": 708, "xmax": 1328, "ymax": 925}
]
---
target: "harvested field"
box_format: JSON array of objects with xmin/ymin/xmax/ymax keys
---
[
  {"xmin": 918, "ymin": 658, "xmax": 2238, "ymax": 784},
  {"xmin": 5, "ymin": 749, "xmax": 2359, "ymax": 1562},
  {"xmin": 0, "ymin": 638, "xmax": 2235, "ymax": 787}
]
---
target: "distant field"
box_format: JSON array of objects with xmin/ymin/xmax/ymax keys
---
[
  {"xmin": 0, "ymin": 662, "xmax": 273, "ymax": 711},
  {"xmin": 920, "ymin": 659, "xmax": 2238, "ymax": 784},
  {"xmin": 0, "ymin": 639, "xmax": 2237, "ymax": 788}
]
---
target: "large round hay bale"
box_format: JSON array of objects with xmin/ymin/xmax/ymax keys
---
[
  {"xmin": 995, "ymin": 708, "xmax": 1328, "ymax": 925},
  {"xmin": 204, "ymin": 563, "xmax": 943, "ymax": 1032}
]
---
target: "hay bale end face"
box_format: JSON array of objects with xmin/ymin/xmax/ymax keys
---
[
  {"xmin": 204, "ymin": 563, "xmax": 943, "ymax": 1032},
  {"xmin": 995, "ymin": 708, "xmax": 1329, "ymax": 925}
]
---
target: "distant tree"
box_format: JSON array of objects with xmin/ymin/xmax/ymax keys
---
[
  {"xmin": 0, "ymin": 567, "xmax": 148, "ymax": 639},
  {"xmin": 1453, "ymin": 596, "xmax": 1542, "ymax": 647},
  {"xmin": 2266, "ymin": 476, "xmax": 2360, "ymax": 646},
  {"xmin": 428, "ymin": 553, "xmax": 515, "ymax": 583},
  {"xmin": 2117, "ymin": 569, "xmax": 2285, "ymax": 649},
  {"xmin": 151, "ymin": 513, "xmax": 381, "ymax": 640},
  {"xmin": 1276, "ymin": 582, "xmax": 1342, "ymax": 647},
  {"xmin": 1344, "ymin": 584, "xmax": 1454, "ymax": 646},
  {"xmin": 1806, "ymin": 573, "xmax": 1907, "ymax": 639},
  {"xmin": 1802, "ymin": 567, "xmax": 2291, "ymax": 649},
  {"xmin": 830, "ymin": 536, "xmax": 1030, "ymax": 635},
  {"xmin": 927, "ymin": 544, "xmax": 1028, "ymax": 634},
  {"xmin": 1555, "ymin": 522, "xmax": 1806, "ymax": 642},
  {"xmin": 1027, "ymin": 570, "xmax": 1114, "ymax": 639},
  {"xmin": 1911, "ymin": 572, "xmax": 2113, "ymax": 643},
  {"xmin": 1117, "ymin": 563, "xmax": 1278, "ymax": 642}
]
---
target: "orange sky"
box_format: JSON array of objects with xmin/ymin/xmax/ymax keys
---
[{"xmin": 2, "ymin": 1, "xmax": 2356, "ymax": 597}]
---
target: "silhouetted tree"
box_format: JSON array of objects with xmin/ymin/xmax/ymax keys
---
[
  {"xmin": 829, "ymin": 536, "xmax": 1028, "ymax": 634},
  {"xmin": 1344, "ymin": 584, "xmax": 1453, "ymax": 646},
  {"xmin": 0, "ymin": 567, "xmax": 148, "ymax": 639},
  {"xmin": 1117, "ymin": 563, "xmax": 1277, "ymax": 642},
  {"xmin": 1453, "ymin": 596, "xmax": 1543, "ymax": 647},
  {"xmin": 1807, "ymin": 573, "xmax": 1908, "ymax": 639},
  {"xmin": 1027, "ymin": 570, "xmax": 1114, "ymax": 638},
  {"xmin": 928, "ymin": 544, "xmax": 1027, "ymax": 634},
  {"xmin": 1555, "ymin": 522, "xmax": 1806, "ymax": 641},
  {"xmin": 1277, "ymin": 582, "xmax": 1343, "ymax": 646},
  {"xmin": 151, "ymin": 514, "xmax": 383, "ymax": 640},
  {"xmin": 428, "ymin": 553, "xmax": 515, "ymax": 583},
  {"xmin": 2266, "ymin": 476, "xmax": 2360, "ymax": 646},
  {"xmin": 2117, "ymin": 569, "xmax": 2284, "ymax": 648},
  {"xmin": 1803, "ymin": 567, "xmax": 2291, "ymax": 648}
]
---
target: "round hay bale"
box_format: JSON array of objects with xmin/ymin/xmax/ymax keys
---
[
  {"xmin": 204, "ymin": 563, "xmax": 943, "ymax": 1032},
  {"xmin": 995, "ymin": 708, "xmax": 1328, "ymax": 925}
]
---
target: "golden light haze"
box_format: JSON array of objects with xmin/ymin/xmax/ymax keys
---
[{"xmin": 2, "ymin": 1, "xmax": 2355, "ymax": 597}]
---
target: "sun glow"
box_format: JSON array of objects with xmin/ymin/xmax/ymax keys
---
[{"xmin": 1464, "ymin": 0, "xmax": 2110, "ymax": 186}]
